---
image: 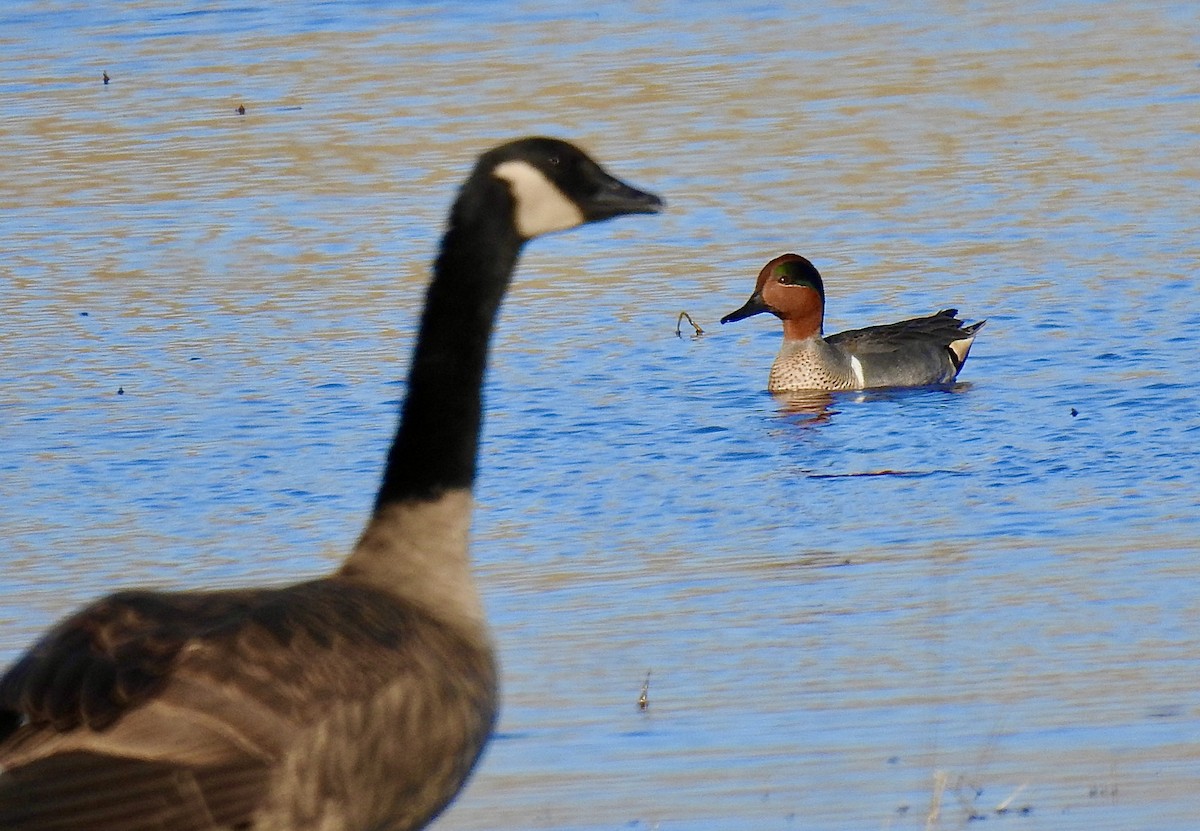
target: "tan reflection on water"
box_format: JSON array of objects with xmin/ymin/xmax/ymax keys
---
[{"xmin": 4, "ymin": 3, "xmax": 1200, "ymax": 830}]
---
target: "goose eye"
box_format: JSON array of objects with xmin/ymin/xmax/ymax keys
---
[{"xmin": 548, "ymin": 156, "xmax": 560, "ymax": 167}]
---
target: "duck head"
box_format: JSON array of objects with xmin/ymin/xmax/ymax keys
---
[
  {"xmin": 720, "ymin": 253, "xmax": 826, "ymax": 340},
  {"xmin": 482, "ymin": 137, "xmax": 664, "ymax": 239}
]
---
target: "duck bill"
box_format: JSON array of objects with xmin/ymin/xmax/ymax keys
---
[
  {"xmin": 583, "ymin": 174, "xmax": 664, "ymax": 221},
  {"xmin": 720, "ymin": 291, "xmax": 770, "ymax": 324}
]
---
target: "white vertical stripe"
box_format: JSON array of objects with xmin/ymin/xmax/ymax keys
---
[{"xmin": 850, "ymin": 355, "xmax": 866, "ymax": 388}]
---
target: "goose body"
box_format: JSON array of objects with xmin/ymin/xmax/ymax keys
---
[
  {"xmin": 0, "ymin": 137, "xmax": 662, "ymax": 830},
  {"xmin": 721, "ymin": 254, "xmax": 984, "ymax": 391}
]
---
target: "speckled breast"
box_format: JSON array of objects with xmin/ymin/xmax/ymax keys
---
[{"xmin": 767, "ymin": 348, "xmax": 859, "ymax": 392}]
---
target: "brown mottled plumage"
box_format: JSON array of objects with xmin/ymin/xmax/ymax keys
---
[{"xmin": 0, "ymin": 138, "xmax": 663, "ymax": 831}]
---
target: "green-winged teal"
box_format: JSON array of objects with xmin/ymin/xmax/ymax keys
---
[{"xmin": 722, "ymin": 253, "xmax": 984, "ymax": 392}]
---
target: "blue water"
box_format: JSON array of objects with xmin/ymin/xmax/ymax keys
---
[{"xmin": 2, "ymin": 1, "xmax": 1199, "ymax": 829}]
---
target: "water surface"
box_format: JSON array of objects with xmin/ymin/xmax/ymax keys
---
[{"xmin": 2, "ymin": 2, "xmax": 1199, "ymax": 829}]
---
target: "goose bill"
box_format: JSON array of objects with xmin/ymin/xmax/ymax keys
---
[{"xmin": 582, "ymin": 175, "xmax": 664, "ymax": 221}]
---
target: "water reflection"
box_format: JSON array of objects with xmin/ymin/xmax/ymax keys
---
[
  {"xmin": 773, "ymin": 388, "xmax": 838, "ymax": 422},
  {"xmin": 2, "ymin": 1, "xmax": 1199, "ymax": 830},
  {"xmin": 771, "ymin": 384, "xmax": 975, "ymax": 425}
]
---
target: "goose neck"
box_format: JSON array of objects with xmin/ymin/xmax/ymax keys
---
[{"xmin": 375, "ymin": 177, "xmax": 524, "ymax": 509}]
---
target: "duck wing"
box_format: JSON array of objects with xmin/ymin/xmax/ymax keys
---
[{"xmin": 827, "ymin": 309, "xmax": 983, "ymax": 355}]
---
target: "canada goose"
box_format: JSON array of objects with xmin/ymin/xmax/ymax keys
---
[
  {"xmin": 0, "ymin": 137, "xmax": 663, "ymax": 831},
  {"xmin": 721, "ymin": 254, "xmax": 984, "ymax": 391}
]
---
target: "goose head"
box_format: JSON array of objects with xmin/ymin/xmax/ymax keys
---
[
  {"xmin": 720, "ymin": 253, "xmax": 827, "ymax": 340},
  {"xmin": 482, "ymin": 137, "xmax": 664, "ymax": 239}
]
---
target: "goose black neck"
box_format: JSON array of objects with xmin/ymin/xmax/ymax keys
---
[{"xmin": 375, "ymin": 174, "xmax": 525, "ymax": 508}]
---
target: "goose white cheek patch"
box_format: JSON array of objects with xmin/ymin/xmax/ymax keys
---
[{"xmin": 493, "ymin": 160, "xmax": 585, "ymax": 238}]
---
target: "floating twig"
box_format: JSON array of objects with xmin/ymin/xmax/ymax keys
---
[
  {"xmin": 925, "ymin": 770, "xmax": 947, "ymax": 831},
  {"xmin": 675, "ymin": 311, "xmax": 704, "ymax": 338},
  {"xmin": 995, "ymin": 782, "xmax": 1028, "ymax": 814},
  {"xmin": 638, "ymin": 670, "xmax": 651, "ymax": 711}
]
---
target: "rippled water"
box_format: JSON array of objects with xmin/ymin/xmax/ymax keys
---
[{"xmin": 2, "ymin": 2, "xmax": 1199, "ymax": 829}]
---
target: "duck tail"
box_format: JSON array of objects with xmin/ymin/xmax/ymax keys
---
[{"xmin": 947, "ymin": 319, "xmax": 985, "ymax": 370}]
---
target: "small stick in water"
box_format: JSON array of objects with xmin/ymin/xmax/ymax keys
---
[
  {"xmin": 638, "ymin": 671, "xmax": 651, "ymax": 711},
  {"xmin": 675, "ymin": 311, "xmax": 704, "ymax": 338},
  {"xmin": 994, "ymin": 782, "xmax": 1028, "ymax": 815}
]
